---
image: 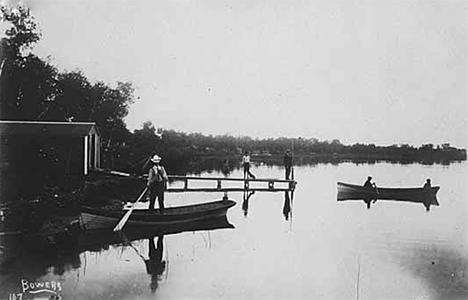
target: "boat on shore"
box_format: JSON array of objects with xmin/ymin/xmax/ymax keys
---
[
  {"xmin": 337, "ymin": 182, "xmax": 440, "ymax": 210},
  {"xmin": 80, "ymin": 199, "xmax": 236, "ymax": 230}
]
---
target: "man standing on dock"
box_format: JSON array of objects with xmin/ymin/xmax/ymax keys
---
[
  {"xmin": 147, "ymin": 155, "xmax": 169, "ymax": 212},
  {"xmin": 283, "ymin": 149, "xmax": 293, "ymax": 180}
]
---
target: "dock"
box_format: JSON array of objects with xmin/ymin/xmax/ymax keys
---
[
  {"xmin": 95, "ymin": 170, "xmax": 297, "ymax": 193},
  {"xmin": 166, "ymin": 175, "xmax": 297, "ymax": 193}
]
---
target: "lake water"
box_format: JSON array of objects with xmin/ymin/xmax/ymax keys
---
[{"xmin": 0, "ymin": 162, "xmax": 467, "ymax": 300}]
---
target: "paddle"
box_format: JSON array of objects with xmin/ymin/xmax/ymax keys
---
[
  {"xmin": 372, "ymin": 183, "xmax": 379, "ymax": 203},
  {"xmin": 113, "ymin": 187, "xmax": 149, "ymax": 232}
]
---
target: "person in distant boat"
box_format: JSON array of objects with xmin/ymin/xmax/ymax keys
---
[
  {"xmin": 423, "ymin": 178, "xmax": 432, "ymax": 211},
  {"xmin": 283, "ymin": 149, "xmax": 293, "ymax": 180},
  {"xmin": 242, "ymin": 151, "xmax": 256, "ymax": 179},
  {"xmin": 423, "ymin": 178, "xmax": 431, "ymax": 189},
  {"xmin": 364, "ymin": 176, "xmax": 374, "ymax": 188},
  {"xmin": 363, "ymin": 176, "xmax": 378, "ymax": 208},
  {"xmin": 144, "ymin": 235, "xmax": 166, "ymax": 293},
  {"xmin": 147, "ymin": 155, "xmax": 169, "ymax": 212}
]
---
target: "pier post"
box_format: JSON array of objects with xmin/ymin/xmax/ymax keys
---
[{"xmin": 268, "ymin": 181, "xmax": 274, "ymax": 190}]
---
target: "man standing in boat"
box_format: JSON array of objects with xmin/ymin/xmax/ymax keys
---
[
  {"xmin": 147, "ymin": 155, "xmax": 169, "ymax": 212},
  {"xmin": 283, "ymin": 149, "xmax": 293, "ymax": 180}
]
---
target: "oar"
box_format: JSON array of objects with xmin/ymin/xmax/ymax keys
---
[
  {"xmin": 372, "ymin": 183, "xmax": 379, "ymax": 203},
  {"xmin": 113, "ymin": 187, "xmax": 148, "ymax": 232}
]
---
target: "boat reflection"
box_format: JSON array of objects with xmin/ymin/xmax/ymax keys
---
[{"xmin": 0, "ymin": 216, "xmax": 235, "ymax": 294}]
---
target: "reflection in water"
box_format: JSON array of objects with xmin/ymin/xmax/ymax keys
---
[
  {"xmin": 242, "ymin": 191, "xmax": 255, "ymax": 217},
  {"xmin": 0, "ymin": 216, "xmax": 234, "ymax": 296},
  {"xmin": 145, "ymin": 235, "xmax": 166, "ymax": 293},
  {"xmin": 283, "ymin": 191, "xmax": 292, "ymax": 221},
  {"xmin": 119, "ymin": 232, "xmax": 167, "ymax": 294}
]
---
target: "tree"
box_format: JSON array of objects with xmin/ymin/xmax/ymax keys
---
[
  {"xmin": 0, "ymin": 4, "xmax": 40, "ymax": 58},
  {"xmin": 0, "ymin": 3, "xmax": 54, "ymax": 120}
]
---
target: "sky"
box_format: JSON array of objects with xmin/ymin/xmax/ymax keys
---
[{"xmin": 3, "ymin": 0, "xmax": 468, "ymax": 147}]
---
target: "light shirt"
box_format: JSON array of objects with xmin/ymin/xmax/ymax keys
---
[
  {"xmin": 148, "ymin": 165, "xmax": 168, "ymax": 185},
  {"xmin": 242, "ymin": 155, "xmax": 250, "ymax": 164}
]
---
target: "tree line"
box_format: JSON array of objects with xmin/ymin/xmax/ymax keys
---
[
  {"xmin": 116, "ymin": 123, "xmax": 466, "ymax": 174},
  {"xmin": 1, "ymin": 4, "xmax": 466, "ymax": 177}
]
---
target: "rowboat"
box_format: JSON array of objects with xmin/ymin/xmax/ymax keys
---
[
  {"xmin": 337, "ymin": 182, "xmax": 440, "ymax": 210},
  {"xmin": 80, "ymin": 199, "xmax": 236, "ymax": 230}
]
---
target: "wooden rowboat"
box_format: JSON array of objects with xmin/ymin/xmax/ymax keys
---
[
  {"xmin": 80, "ymin": 199, "xmax": 236, "ymax": 230},
  {"xmin": 337, "ymin": 182, "xmax": 440, "ymax": 210}
]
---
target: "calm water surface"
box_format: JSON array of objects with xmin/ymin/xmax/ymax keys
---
[{"xmin": 1, "ymin": 162, "xmax": 467, "ymax": 300}]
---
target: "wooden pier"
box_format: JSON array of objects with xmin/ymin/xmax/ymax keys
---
[
  {"xmin": 94, "ymin": 170, "xmax": 297, "ymax": 193},
  {"xmin": 166, "ymin": 175, "xmax": 297, "ymax": 193}
]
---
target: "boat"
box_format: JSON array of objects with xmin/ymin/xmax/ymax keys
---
[
  {"xmin": 80, "ymin": 199, "xmax": 236, "ymax": 230},
  {"xmin": 337, "ymin": 182, "xmax": 440, "ymax": 210}
]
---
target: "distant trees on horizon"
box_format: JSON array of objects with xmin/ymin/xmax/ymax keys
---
[{"xmin": 109, "ymin": 121, "xmax": 466, "ymax": 174}]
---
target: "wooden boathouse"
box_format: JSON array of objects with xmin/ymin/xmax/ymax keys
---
[{"xmin": 0, "ymin": 121, "xmax": 101, "ymax": 200}]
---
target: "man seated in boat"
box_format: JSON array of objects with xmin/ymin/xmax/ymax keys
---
[
  {"xmin": 363, "ymin": 176, "xmax": 377, "ymax": 208},
  {"xmin": 423, "ymin": 178, "xmax": 431, "ymax": 189},
  {"xmin": 422, "ymin": 178, "xmax": 432, "ymax": 211},
  {"xmin": 363, "ymin": 176, "xmax": 374, "ymax": 188},
  {"xmin": 147, "ymin": 155, "xmax": 169, "ymax": 212}
]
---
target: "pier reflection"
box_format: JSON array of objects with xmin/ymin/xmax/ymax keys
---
[
  {"xmin": 242, "ymin": 191, "xmax": 255, "ymax": 217},
  {"xmin": 283, "ymin": 191, "xmax": 292, "ymax": 221}
]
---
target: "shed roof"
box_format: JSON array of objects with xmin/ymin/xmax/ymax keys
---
[{"xmin": 0, "ymin": 121, "xmax": 100, "ymax": 137}]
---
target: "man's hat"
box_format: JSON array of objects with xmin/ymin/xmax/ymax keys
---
[{"xmin": 151, "ymin": 155, "xmax": 161, "ymax": 163}]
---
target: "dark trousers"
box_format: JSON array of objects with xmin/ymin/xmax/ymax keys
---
[
  {"xmin": 285, "ymin": 166, "xmax": 292, "ymax": 179},
  {"xmin": 243, "ymin": 163, "xmax": 255, "ymax": 179},
  {"xmin": 149, "ymin": 182, "xmax": 165, "ymax": 211}
]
